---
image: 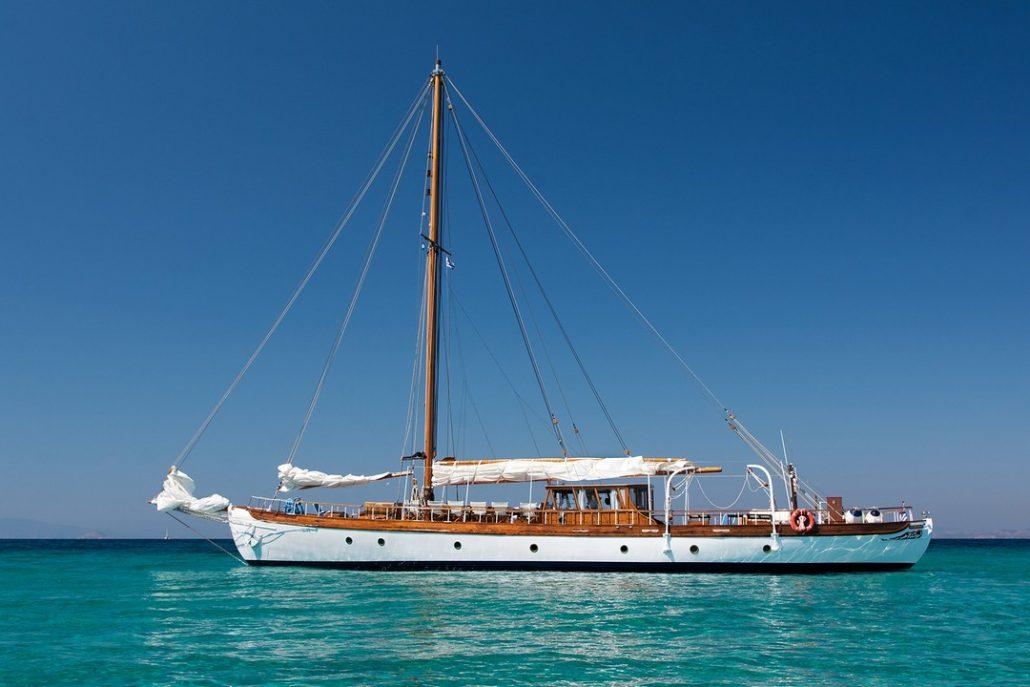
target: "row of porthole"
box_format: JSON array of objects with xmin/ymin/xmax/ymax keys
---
[
  {"xmin": 340, "ymin": 538, "xmax": 770, "ymax": 555},
  {"xmin": 345, "ymin": 538, "xmax": 545, "ymax": 552},
  {"xmin": 341, "ymin": 539, "xmax": 704, "ymax": 556},
  {"xmin": 344, "ymin": 536, "xmax": 385, "ymax": 547}
]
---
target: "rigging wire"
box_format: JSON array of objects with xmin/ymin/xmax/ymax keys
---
[
  {"xmin": 449, "ymin": 292, "xmax": 547, "ymax": 425},
  {"xmin": 461, "ymin": 122, "xmax": 631, "ymax": 455},
  {"xmin": 447, "ymin": 87, "xmax": 570, "ymax": 457},
  {"xmin": 450, "ymin": 282, "xmax": 545, "ymax": 459},
  {"xmin": 445, "ymin": 76, "xmax": 726, "ymax": 416},
  {"xmin": 165, "ymin": 512, "xmax": 247, "ymax": 567},
  {"xmin": 513, "ymin": 271, "xmax": 588, "ymax": 456},
  {"xmin": 173, "ymin": 80, "xmax": 431, "ymax": 470},
  {"xmin": 400, "ymin": 266, "xmax": 428, "ymax": 457},
  {"xmin": 284, "ymin": 98, "xmax": 426, "ymax": 467},
  {"xmin": 398, "ymin": 119, "xmax": 436, "ymax": 462},
  {"xmin": 729, "ymin": 415, "xmax": 823, "ymax": 508},
  {"xmin": 448, "ymin": 280, "xmax": 469, "ymax": 458},
  {"xmin": 447, "ymin": 74, "xmax": 829, "ymax": 506},
  {"xmin": 442, "ymin": 268, "xmax": 456, "ymax": 456},
  {"xmin": 440, "ymin": 113, "xmax": 458, "ymax": 457},
  {"xmin": 454, "ymin": 368, "xmax": 469, "ymax": 458},
  {"xmin": 467, "ymin": 388, "xmax": 497, "ymax": 459}
]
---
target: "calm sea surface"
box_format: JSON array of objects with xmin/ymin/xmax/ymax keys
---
[{"xmin": 1, "ymin": 539, "xmax": 1026, "ymax": 686}]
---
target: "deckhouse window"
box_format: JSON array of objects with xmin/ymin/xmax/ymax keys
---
[
  {"xmin": 631, "ymin": 487, "xmax": 649, "ymax": 511},
  {"xmin": 554, "ymin": 490, "xmax": 576, "ymax": 510},
  {"xmin": 577, "ymin": 488, "xmax": 599, "ymax": 510}
]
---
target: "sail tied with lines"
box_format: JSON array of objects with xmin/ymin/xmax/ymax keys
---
[
  {"xmin": 276, "ymin": 457, "xmax": 715, "ymax": 490},
  {"xmin": 430, "ymin": 456, "xmax": 720, "ymax": 487},
  {"xmin": 277, "ymin": 464, "xmax": 411, "ymax": 492},
  {"xmin": 152, "ymin": 468, "xmax": 230, "ymax": 517}
]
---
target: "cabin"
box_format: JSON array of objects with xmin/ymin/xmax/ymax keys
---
[
  {"xmin": 348, "ymin": 483, "xmax": 657, "ymax": 525},
  {"xmin": 539, "ymin": 484, "xmax": 655, "ymax": 526}
]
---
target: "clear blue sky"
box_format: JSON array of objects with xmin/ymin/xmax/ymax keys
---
[{"xmin": 2, "ymin": 2, "xmax": 1027, "ymax": 537}]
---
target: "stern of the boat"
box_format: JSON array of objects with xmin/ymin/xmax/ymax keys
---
[{"xmin": 862, "ymin": 516, "xmax": 933, "ymax": 567}]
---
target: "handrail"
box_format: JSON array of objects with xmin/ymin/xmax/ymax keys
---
[
  {"xmin": 746, "ymin": 464, "xmax": 780, "ymax": 550},
  {"xmin": 663, "ymin": 465, "xmax": 693, "ymax": 538},
  {"xmin": 248, "ymin": 496, "xmax": 916, "ymax": 526}
]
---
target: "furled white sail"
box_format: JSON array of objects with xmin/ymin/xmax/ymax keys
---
[
  {"xmin": 277, "ymin": 464, "xmax": 410, "ymax": 492},
  {"xmin": 152, "ymin": 467, "xmax": 230, "ymax": 516},
  {"xmin": 431, "ymin": 456, "xmax": 698, "ymax": 487}
]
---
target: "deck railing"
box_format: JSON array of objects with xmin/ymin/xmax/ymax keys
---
[
  {"xmin": 669, "ymin": 505, "xmax": 914, "ymax": 526},
  {"xmin": 248, "ymin": 496, "xmax": 915, "ymax": 527}
]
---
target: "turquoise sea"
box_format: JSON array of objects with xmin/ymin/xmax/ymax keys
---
[{"xmin": 1, "ymin": 539, "xmax": 1026, "ymax": 686}]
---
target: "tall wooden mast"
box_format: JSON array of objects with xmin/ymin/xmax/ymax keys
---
[{"xmin": 422, "ymin": 59, "xmax": 445, "ymax": 502}]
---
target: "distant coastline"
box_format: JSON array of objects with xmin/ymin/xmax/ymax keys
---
[
  {"xmin": 0, "ymin": 517, "xmax": 116, "ymax": 540},
  {"xmin": 941, "ymin": 530, "xmax": 1030, "ymax": 539}
]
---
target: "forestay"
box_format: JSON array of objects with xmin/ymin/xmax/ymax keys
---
[
  {"xmin": 152, "ymin": 467, "xmax": 231, "ymax": 517},
  {"xmin": 431, "ymin": 456, "xmax": 701, "ymax": 487},
  {"xmin": 277, "ymin": 464, "xmax": 411, "ymax": 492}
]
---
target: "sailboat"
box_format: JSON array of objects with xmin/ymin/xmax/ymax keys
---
[{"xmin": 152, "ymin": 60, "xmax": 932, "ymax": 571}]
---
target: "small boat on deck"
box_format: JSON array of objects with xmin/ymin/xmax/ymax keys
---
[{"xmin": 152, "ymin": 59, "xmax": 932, "ymax": 572}]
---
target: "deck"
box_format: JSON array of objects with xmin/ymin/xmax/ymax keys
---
[{"xmin": 241, "ymin": 496, "xmax": 917, "ymax": 538}]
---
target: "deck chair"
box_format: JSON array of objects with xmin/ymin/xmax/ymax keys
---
[{"xmin": 447, "ymin": 500, "xmax": 466, "ymax": 522}]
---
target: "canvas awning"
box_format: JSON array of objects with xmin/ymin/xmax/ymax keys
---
[{"xmin": 430, "ymin": 456, "xmax": 719, "ymax": 487}]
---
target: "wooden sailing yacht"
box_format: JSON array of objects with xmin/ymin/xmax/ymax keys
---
[{"xmin": 153, "ymin": 60, "xmax": 932, "ymax": 571}]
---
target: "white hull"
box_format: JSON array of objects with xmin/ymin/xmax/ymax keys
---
[{"xmin": 227, "ymin": 507, "xmax": 932, "ymax": 572}]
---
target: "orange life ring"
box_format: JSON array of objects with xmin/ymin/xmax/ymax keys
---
[{"xmin": 789, "ymin": 508, "xmax": 816, "ymax": 533}]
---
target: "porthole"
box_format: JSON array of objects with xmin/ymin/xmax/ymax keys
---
[
  {"xmin": 690, "ymin": 545, "xmax": 700, "ymax": 555},
  {"xmin": 529, "ymin": 544, "xmax": 539, "ymax": 553},
  {"xmin": 453, "ymin": 541, "xmax": 462, "ymax": 550},
  {"xmin": 763, "ymin": 544, "xmax": 772, "ymax": 553},
  {"xmin": 345, "ymin": 536, "xmax": 353, "ymax": 545},
  {"xmin": 377, "ymin": 538, "xmax": 385, "ymax": 547},
  {"xmin": 620, "ymin": 545, "xmax": 629, "ymax": 554}
]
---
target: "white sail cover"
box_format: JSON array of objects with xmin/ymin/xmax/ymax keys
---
[
  {"xmin": 277, "ymin": 464, "xmax": 410, "ymax": 492},
  {"xmin": 431, "ymin": 456, "xmax": 696, "ymax": 487},
  {"xmin": 152, "ymin": 467, "xmax": 230, "ymax": 516}
]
